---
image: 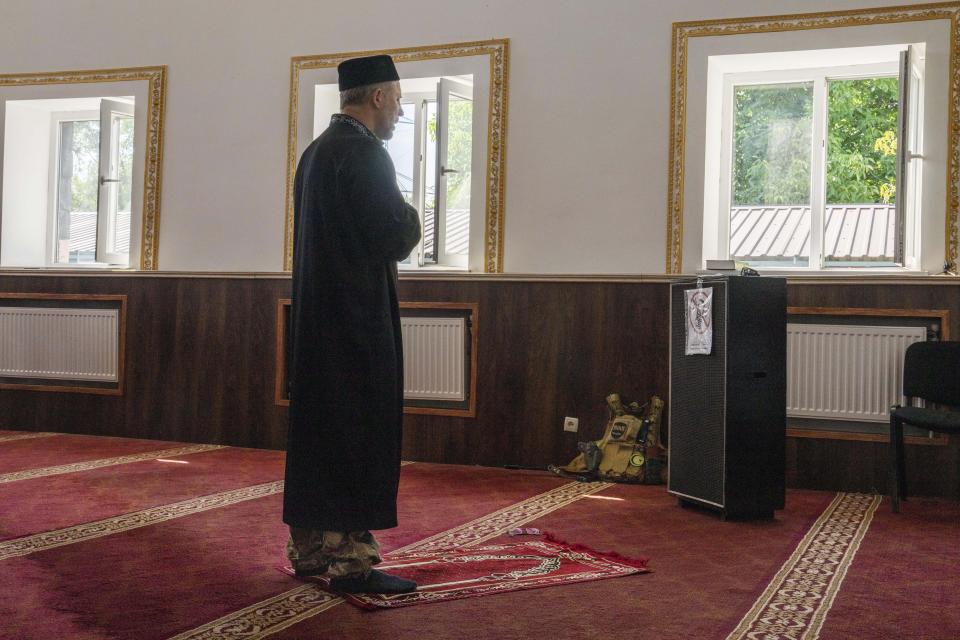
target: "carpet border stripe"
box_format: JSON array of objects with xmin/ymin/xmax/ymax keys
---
[
  {"xmin": 0, "ymin": 432, "xmax": 59, "ymax": 444},
  {"xmin": 0, "ymin": 461, "xmax": 415, "ymax": 560},
  {"xmin": 0, "ymin": 480, "xmax": 285, "ymax": 561},
  {"xmin": 166, "ymin": 480, "xmax": 614, "ymax": 640},
  {"xmin": 0, "ymin": 443, "xmax": 226, "ymax": 483},
  {"xmin": 725, "ymin": 492, "xmax": 881, "ymax": 640}
]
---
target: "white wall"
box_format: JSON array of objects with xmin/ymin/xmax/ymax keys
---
[
  {"xmin": 1, "ymin": 103, "xmax": 49, "ymax": 266},
  {"xmin": 0, "ymin": 0, "xmax": 945, "ymax": 273}
]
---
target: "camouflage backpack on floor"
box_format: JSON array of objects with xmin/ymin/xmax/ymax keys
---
[{"xmin": 550, "ymin": 394, "xmax": 666, "ymax": 484}]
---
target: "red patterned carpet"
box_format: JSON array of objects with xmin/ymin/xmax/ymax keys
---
[
  {"xmin": 284, "ymin": 536, "xmax": 648, "ymax": 610},
  {"xmin": 0, "ymin": 429, "xmax": 958, "ymax": 639}
]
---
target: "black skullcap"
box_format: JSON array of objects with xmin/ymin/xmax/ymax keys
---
[{"xmin": 337, "ymin": 55, "xmax": 400, "ymax": 91}]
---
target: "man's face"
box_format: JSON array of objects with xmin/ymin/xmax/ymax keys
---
[{"xmin": 374, "ymin": 82, "xmax": 403, "ymax": 140}]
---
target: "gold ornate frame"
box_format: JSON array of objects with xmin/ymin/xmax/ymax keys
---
[
  {"xmin": 0, "ymin": 66, "xmax": 167, "ymax": 270},
  {"xmin": 283, "ymin": 39, "xmax": 509, "ymax": 273},
  {"xmin": 667, "ymin": 2, "xmax": 960, "ymax": 273}
]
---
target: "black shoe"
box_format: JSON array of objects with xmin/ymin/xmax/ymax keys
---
[{"xmin": 329, "ymin": 569, "xmax": 417, "ymax": 594}]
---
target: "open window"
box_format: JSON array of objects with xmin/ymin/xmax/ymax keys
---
[
  {"xmin": 708, "ymin": 44, "xmax": 924, "ymax": 271},
  {"xmin": 288, "ymin": 40, "xmax": 509, "ymax": 272},
  {"xmin": 96, "ymin": 99, "xmax": 135, "ymax": 265},
  {"xmin": 0, "ymin": 67, "xmax": 165, "ymax": 270},
  {"xmin": 669, "ymin": 8, "xmax": 956, "ymax": 274},
  {"xmin": 389, "ymin": 76, "xmax": 472, "ymax": 269},
  {"xmin": 314, "ymin": 75, "xmax": 474, "ymax": 269},
  {"xmin": 2, "ymin": 96, "xmax": 135, "ymax": 267}
]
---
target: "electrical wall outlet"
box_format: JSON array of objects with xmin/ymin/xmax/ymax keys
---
[{"xmin": 563, "ymin": 416, "xmax": 579, "ymax": 432}]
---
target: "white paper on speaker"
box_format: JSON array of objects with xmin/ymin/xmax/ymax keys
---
[{"xmin": 685, "ymin": 287, "xmax": 713, "ymax": 355}]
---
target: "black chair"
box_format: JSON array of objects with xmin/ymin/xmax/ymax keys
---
[{"xmin": 889, "ymin": 341, "xmax": 960, "ymax": 512}]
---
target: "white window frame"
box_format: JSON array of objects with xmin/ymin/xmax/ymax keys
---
[
  {"xmin": 46, "ymin": 100, "xmax": 134, "ymax": 268},
  {"xmin": 48, "ymin": 109, "xmax": 98, "ymax": 267},
  {"xmin": 297, "ymin": 54, "xmax": 491, "ymax": 272},
  {"xmin": 313, "ymin": 78, "xmax": 476, "ymax": 271},
  {"xmin": 392, "ymin": 90, "xmax": 433, "ymax": 268},
  {"xmin": 902, "ymin": 47, "xmax": 925, "ymax": 272},
  {"xmin": 685, "ymin": 25, "xmax": 949, "ymax": 276},
  {"xmin": 403, "ymin": 92, "xmax": 431, "ymax": 220},
  {"xmin": 96, "ymin": 98, "xmax": 134, "ymax": 266},
  {"xmin": 0, "ymin": 78, "xmax": 152, "ymax": 270},
  {"xmin": 434, "ymin": 77, "xmax": 472, "ymax": 269},
  {"xmin": 393, "ymin": 79, "xmax": 473, "ymax": 270},
  {"xmin": 717, "ymin": 60, "xmax": 912, "ymax": 270},
  {"xmin": 700, "ymin": 43, "xmax": 937, "ymax": 274}
]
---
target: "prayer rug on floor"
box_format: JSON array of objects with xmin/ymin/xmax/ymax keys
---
[{"xmin": 282, "ymin": 534, "xmax": 649, "ymax": 609}]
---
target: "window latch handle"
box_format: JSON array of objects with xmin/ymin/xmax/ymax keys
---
[
  {"xmin": 99, "ymin": 176, "xmax": 120, "ymax": 185},
  {"xmin": 440, "ymin": 166, "xmax": 458, "ymax": 175}
]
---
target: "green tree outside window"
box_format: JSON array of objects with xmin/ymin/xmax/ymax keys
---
[{"xmin": 733, "ymin": 77, "xmax": 899, "ymax": 206}]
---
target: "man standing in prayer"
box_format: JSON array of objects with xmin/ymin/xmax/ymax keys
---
[{"xmin": 283, "ymin": 54, "xmax": 421, "ymax": 594}]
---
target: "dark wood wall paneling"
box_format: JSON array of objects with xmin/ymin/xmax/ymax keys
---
[
  {"xmin": 0, "ymin": 276, "xmax": 291, "ymax": 449},
  {"xmin": 396, "ymin": 280, "xmax": 671, "ymax": 468},
  {"xmin": 1, "ymin": 275, "xmax": 958, "ymax": 499},
  {"xmin": 0, "ymin": 276, "xmax": 671, "ymax": 470}
]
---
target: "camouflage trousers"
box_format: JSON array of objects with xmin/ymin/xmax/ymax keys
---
[{"xmin": 286, "ymin": 528, "xmax": 382, "ymax": 578}]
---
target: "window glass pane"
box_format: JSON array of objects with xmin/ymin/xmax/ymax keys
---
[
  {"xmin": 386, "ymin": 103, "xmax": 416, "ymax": 205},
  {"xmin": 826, "ymin": 77, "xmax": 898, "ymax": 205},
  {"xmin": 113, "ymin": 114, "xmax": 134, "ymax": 256},
  {"xmin": 56, "ymin": 120, "xmax": 99, "ymax": 264},
  {"xmin": 423, "ymin": 100, "xmax": 438, "ymax": 261},
  {"xmin": 733, "ymin": 83, "xmax": 813, "ymax": 206},
  {"xmin": 731, "ymin": 83, "xmax": 813, "ymax": 267},
  {"xmin": 824, "ymin": 77, "xmax": 899, "ymax": 267},
  {"xmin": 444, "ymin": 94, "xmax": 471, "ymax": 257},
  {"xmin": 387, "ymin": 103, "xmax": 416, "ymax": 264}
]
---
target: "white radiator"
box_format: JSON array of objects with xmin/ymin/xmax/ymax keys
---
[
  {"xmin": 401, "ymin": 316, "xmax": 466, "ymax": 401},
  {"xmin": 0, "ymin": 307, "xmax": 119, "ymax": 382},
  {"xmin": 787, "ymin": 323, "xmax": 926, "ymax": 422}
]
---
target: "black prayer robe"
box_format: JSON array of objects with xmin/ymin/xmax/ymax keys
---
[{"xmin": 283, "ymin": 114, "xmax": 421, "ymax": 531}]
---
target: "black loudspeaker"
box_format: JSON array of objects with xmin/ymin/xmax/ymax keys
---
[{"xmin": 667, "ymin": 276, "xmax": 786, "ymax": 520}]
